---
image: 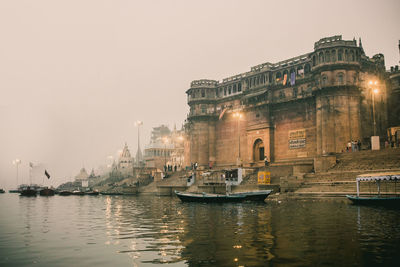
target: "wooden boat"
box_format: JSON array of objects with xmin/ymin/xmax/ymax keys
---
[
  {"xmin": 59, "ymin": 190, "xmax": 73, "ymax": 196},
  {"xmin": 85, "ymin": 190, "xmax": 99, "ymax": 196},
  {"xmin": 20, "ymin": 186, "xmax": 37, "ymax": 196},
  {"xmin": 0, "ymin": 189, "xmax": 5, "ymax": 193},
  {"xmin": 39, "ymin": 187, "xmax": 55, "ymax": 196},
  {"xmin": 72, "ymin": 190, "xmax": 85, "ymax": 196},
  {"xmin": 8, "ymin": 189, "xmax": 20, "ymax": 193},
  {"xmin": 231, "ymin": 190, "xmax": 273, "ymax": 201},
  {"xmin": 175, "ymin": 190, "xmax": 272, "ymax": 203},
  {"xmin": 346, "ymin": 172, "xmax": 400, "ymax": 206}
]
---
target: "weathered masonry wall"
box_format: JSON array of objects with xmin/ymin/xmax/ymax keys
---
[{"xmin": 185, "ymin": 35, "xmax": 389, "ymax": 169}]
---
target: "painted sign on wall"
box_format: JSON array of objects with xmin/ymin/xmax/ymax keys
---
[{"xmin": 289, "ymin": 129, "xmax": 306, "ymax": 149}]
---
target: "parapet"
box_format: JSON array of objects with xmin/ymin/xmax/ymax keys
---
[
  {"xmin": 190, "ymin": 79, "xmax": 218, "ymax": 88},
  {"xmin": 314, "ymin": 35, "xmax": 357, "ymax": 50}
]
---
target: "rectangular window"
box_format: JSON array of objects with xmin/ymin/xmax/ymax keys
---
[
  {"xmin": 201, "ymin": 105, "xmax": 206, "ymax": 114},
  {"xmin": 293, "ymin": 88, "xmax": 298, "ymax": 98}
]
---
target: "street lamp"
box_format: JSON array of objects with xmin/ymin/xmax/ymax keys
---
[
  {"xmin": 162, "ymin": 137, "xmax": 169, "ymax": 170},
  {"xmin": 369, "ymin": 80, "xmax": 379, "ymax": 136},
  {"xmin": 135, "ymin": 121, "xmax": 143, "ymax": 167},
  {"xmin": 233, "ymin": 111, "xmax": 243, "ymax": 166},
  {"xmin": 12, "ymin": 159, "xmax": 21, "ymax": 187}
]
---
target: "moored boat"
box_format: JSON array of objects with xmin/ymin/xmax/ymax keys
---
[
  {"xmin": 0, "ymin": 189, "xmax": 5, "ymax": 193},
  {"xmin": 8, "ymin": 189, "xmax": 20, "ymax": 193},
  {"xmin": 20, "ymin": 186, "xmax": 37, "ymax": 196},
  {"xmin": 86, "ymin": 190, "xmax": 99, "ymax": 196},
  {"xmin": 175, "ymin": 190, "xmax": 272, "ymax": 203},
  {"xmin": 72, "ymin": 190, "xmax": 85, "ymax": 196},
  {"xmin": 59, "ymin": 190, "xmax": 73, "ymax": 196},
  {"xmin": 39, "ymin": 187, "xmax": 55, "ymax": 196},
  {"xmin": 346, "ymin": 172, "xmax": 400, "ymax": 206}
]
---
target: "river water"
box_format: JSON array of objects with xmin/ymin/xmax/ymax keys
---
[{"xmin": 0, "ymin": 194, "xmax": 399, "ymax": 267}]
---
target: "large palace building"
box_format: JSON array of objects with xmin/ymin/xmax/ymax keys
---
[{"xmin": 185, "ymin": 35, "xmax": 389, "ymax": 172}]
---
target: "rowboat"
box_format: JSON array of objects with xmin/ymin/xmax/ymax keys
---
[
  {"xmin": 175, "ymin": 190, "xmax": 272, "ymax": 203},
  {"xmin": 346, "ymin": 172, "xmax": 400, "ymax": 206}
]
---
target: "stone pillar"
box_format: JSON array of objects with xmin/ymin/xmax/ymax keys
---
[{"xmin": 208, "ymin": 121, "xmax": 216, "ymax": 165}]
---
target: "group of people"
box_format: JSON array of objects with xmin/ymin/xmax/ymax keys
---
[
  {"xmin": 346, "ymin": 140, "xmax": 361, "ymax": 152},
  {"xmin": 164, "ymin": 164, "xmax": 179, "ymax": 172}
]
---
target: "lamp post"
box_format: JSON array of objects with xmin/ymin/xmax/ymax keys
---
[
  {"xmin": 12, "ymin": 159, "xmax": 21, "ymax": 187},
  {"xmin": 162, "ymin": 137, "xmax": 169, "ymax": 170},
  {"xmin": 135, "ymin": 120, "xmax": 143, "ymax": 167},
  {"xmin": 233, "ymin": 111, "xmax": 243, "ymax": 166}
]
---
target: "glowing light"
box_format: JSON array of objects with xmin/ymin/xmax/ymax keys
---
[
  {"xmin": 373, "ymin": 88, "xmax": 379, "ymax": 94},
  {"xmin": 233, "ymin": 111, "xmax": 243, "ymax": 118}
]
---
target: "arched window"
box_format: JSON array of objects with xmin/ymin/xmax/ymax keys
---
[
  {"xmin": 313, "ymin": 55, "xmax": 316, "ymax": 66},
  {"xmin": 345, "ymin": 50, "xmax": 349, "ymax": 61},
  {"xmin": 297, "ymin": 65, "xmax": 304, "ymax": 76},
  {"xmin": 233, "ymin": 84, "xmax": 237, "ymax": 93},
  {"xmin": 304, "ymin": 64, "xmax": 311, "ymax": 74},
  {"xmin": 238, "ymin": 83, "xmax": 242, "ymax": 92},
  {"xmin": 283, "ymin": 70, "xmax": 289, "ymax": 85},
  {"xmin": 276, "ymin": 72, "xmax": 282, "ymax": 82},
  {"xmin": 338, "ymin": 49, "xmax": 343, "ymax": 61},
  {"xmin": 228, "ymin": 86, "xmax": 232, "ymax": 94},
  {"xmin": 224, "ymin": 87, "xmax": 227, "ymax": 96},
  {"xmin": 350, "ymin": 50, "xmax": 355, "ymax": 61},
  {"xmin": 201, "ymin": 89, "xmax": 205, "ymax": 97},
  {"xmin": 325, "ymin": 51, "xmax": 330, "ymax": 62},
  {"xmin": 321, "ymin": 75, "xmax": 328, "ymax": 86},
  {"xmin": 337, "ymin": 73, "xmax": 344, "ymax": 85},
  {"xmin": 331, "ymin": 50, "xmax": 336, "ymax": 62},
  {"xmin": 319, "ymin": 52, "xmax": 324, "ymax": 63}
]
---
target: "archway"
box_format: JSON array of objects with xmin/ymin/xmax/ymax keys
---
[{"xmin": 253, "ymin": 139, "xmax": 265, "ymax": 162}]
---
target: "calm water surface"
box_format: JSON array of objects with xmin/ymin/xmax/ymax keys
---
[{"xmin": 0, "ymin": 194, "xmax": 399, "ymax": 266}]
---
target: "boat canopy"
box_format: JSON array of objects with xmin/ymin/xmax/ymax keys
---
[
  {"xmin": 356, "ymin": 172, "xmax": 400, "ymax": 182},
  {"xmin": 355, "ymin": 172, "xmax": 400, "ymax": 197}
]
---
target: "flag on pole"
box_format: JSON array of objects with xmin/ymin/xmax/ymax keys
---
[
  {"xmin": 283, "ymin": 74, "xmax": 287, "ymax": 85},
  {"xmin": 45, "ymin": 170, "xmax": 50, "ymax": 179}
]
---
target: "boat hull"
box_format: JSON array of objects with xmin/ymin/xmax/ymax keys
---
[
  {"xmin": 346, "ymin": 195, "xmax": 400, "ymax": 206},
  {"xmin": 175, "ymin": 190, "xmax": 272, "ymax": 203},
  {"xmin": 20, "ymin": 189, "xmax": 37, "ymax": 196},
  {"xmin": 59, "ymin": 191, "xmax": 72, "ymax": 196},
  {"xmin": 39, "ymin": 188, "xmax": 55, "ymax": 196},
  {"xmin": 230, "ymin": 190, "xmax": 272, "ymax": 202}
]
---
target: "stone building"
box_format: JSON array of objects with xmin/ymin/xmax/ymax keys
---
[
  {"xmin": 185, "ymin": 35, "xmax": 389, "ymax": 171},
  {"xmin": 144, "ymin": 125, "xmax": 185, "ymax": 171},
  {"xmin": 388, "ymin": 41, "xmax": 400, "ymax": 128},
  {"xmin": 117, "ymin": 142, "xmax": 134, "ymax": 177}
]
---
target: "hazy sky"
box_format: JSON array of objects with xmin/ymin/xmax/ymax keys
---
[{"xmin": 1, "ymin": 0, "xmax": 399, "ymax": 188}]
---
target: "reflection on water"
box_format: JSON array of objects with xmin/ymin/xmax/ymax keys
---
[{"xmin": 0, "ymin": 194, "xmax": 399, "ymax": 266}]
